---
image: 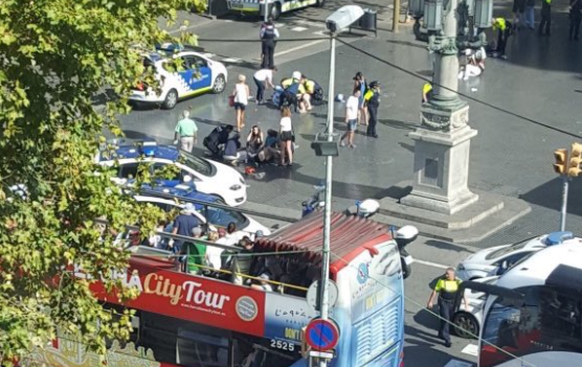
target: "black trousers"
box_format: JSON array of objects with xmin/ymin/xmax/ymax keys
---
[
  {"xmin": 261, "ymin": 40, "xmax": 275, "ymax": 69},
  {"xmin": 539, "ymin": 10, "xmax": 551, "ymax": 35},
  {"xmin": 279, "ymin": 91, "xmax": 298, "ymax": 112},
  {"xmin": 570, "ymin": 15, "xmax": 581, "ymax": 39},
  {"xmin": 367, "ymin": 106, "xmax": 378, "ymax": 136},
  {"xmin": 497, "ymin": 29, "xmax": 510, "ymax": 55},
  {"xmin": 254, "ymin": 77, "xmax": 265, "ymax": 103},
  {"xmin": 438, "ymin": 298, "xmax": 455, "ymax": 343}
]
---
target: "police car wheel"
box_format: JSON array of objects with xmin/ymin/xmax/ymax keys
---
[
  {"xmin": 453, "ymin": 312, "xmax": 479, "ymax": 339},
  {"xmin": 270, "ymin": 3, "xmax": 281, "ymax": 20},
  {"xmin": 213, "ymin": 74, "xmax": 226, "ymax": 93},
  {"xmin": 162, "ymin": 89, "xmax": 178, "ymax": 110}
]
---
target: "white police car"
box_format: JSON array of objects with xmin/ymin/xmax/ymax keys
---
[
  {"xmin": 453, "ymin": 276, "xmax": 498, "ymax": 339},
  {"xmin": 456, "ymin": 231, "xmax": 581, "ymax": 281},
  {"xmin": 133, "ymin": 184, "xmax": 270, "ymax": 240},
  {"xmin": 98, "ymin": 141, "xmax": 246, "ymax": 207},
  {"xmin": 130, "ymin": 44, "xmax": 228, "ymax": 109}
]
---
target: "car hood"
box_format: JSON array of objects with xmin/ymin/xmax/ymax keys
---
[
  {"xmin": 195, "ymin": 159, "xmax": 246, "ymax": 201},
  {"xmin": 460, "ymin": 244, "xmax": 509, "ymax": 268}
]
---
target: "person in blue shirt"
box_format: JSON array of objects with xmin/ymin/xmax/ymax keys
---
[{"xmin": 171, "ymin": 203, "xmax": 200, "ymax": 254}]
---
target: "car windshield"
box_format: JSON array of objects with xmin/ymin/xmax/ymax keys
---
[
  {"xmin": 485, "ymin": 237, "xmax": 537, "ymax": 260},
  {"xmin": 180, "ymin": 152, "xmax": 215, "ymax": 177},
  {"xmin": 203, "ymin": 206, "xmax": 248, "ymax": 231}
]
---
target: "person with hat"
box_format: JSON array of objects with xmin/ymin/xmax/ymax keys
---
[
  {"xmin": 364, "ymin": 81, "xmax": 381, "ymax": 138},
  {"xmin": 251, "ymin": 273, "xmax": 274, "ymax": 292},
  {"xmin": 171, "ymin": 203, "xmax": 201, "ymax": 254},
  {"xmin": 231, "ymin": 237, "xmax": 255, "ymax": 285},
  {"xmin": 427, "ymin": 267, "xmax": 469, "ymax": 347},
  {"xmin": 353, "ymin": 72, "xmax": 368, "ymax": 125}
]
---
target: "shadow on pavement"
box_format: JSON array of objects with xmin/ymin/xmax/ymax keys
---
[
  {"xmin": 425, "ymin": 240, "xmax": 473, "ymax": 253},
  {"xmin": 378, "ymin": 118, "xmax": 418, "ymax": 131},
  {"xmin": 519, "ymin": 176, "xmax": 582, "ymax": 217}
]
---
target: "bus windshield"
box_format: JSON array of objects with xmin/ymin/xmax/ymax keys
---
[{"xmin": 480, "ymin": 285, "xmax": 582, "ymax": 367}]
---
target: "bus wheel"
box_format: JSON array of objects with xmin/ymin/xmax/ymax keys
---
[
  {"xmin": 270, "ymin": 3, "xmax": 281, "ymax": 20},
  {"xmin": 453, "ymin": 312, "xmax": 479, "ymax": 339}
]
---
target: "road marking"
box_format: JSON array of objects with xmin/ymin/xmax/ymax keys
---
[
  {"xmin": 222, "ymin": 57, "xmax": 243, "ymax": 63},
  {"xmin": 274, "ymin": 39, "xmax": 326, "ymax": 57},
  {"xmin": 292, "ymin": 19, "xmax": 328, "ymax": 29},
  {"xmin": 290, "ymin": 26, "xmax": 309, "ymax": 32},
  {"xmin": 443, "ymin": 360, "xmax": 474, "ymax": 367},
  {"xmin": 414, "ymin": 259, "xmax": 449, "ymax": 270},
  {"xmin": 461, "ymin": 343, "xmax": 479, "ymax": 357},
  {"xmin": 167, "ymin": 21, "xmax": 213, "ymax": 34}
]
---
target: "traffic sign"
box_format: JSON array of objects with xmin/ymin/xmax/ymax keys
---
[{"xmin": 305, "ymin": 318, "xmax": 340, "ymax": 351}]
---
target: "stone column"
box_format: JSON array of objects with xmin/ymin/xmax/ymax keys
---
[{"xmin": 400, "ymin": 0, "xmax": 479, "ymax": 215}]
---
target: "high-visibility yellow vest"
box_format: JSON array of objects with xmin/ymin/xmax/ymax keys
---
[{"xmin": 493, "ymin": 18, "xmax": 506, "ymax": 31}]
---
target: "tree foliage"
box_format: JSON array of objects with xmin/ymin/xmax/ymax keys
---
[{"xmin": 0, "ymin": 0, "xmax": 204, "ymax": 362}]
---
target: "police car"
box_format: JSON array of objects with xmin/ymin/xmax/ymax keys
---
[
  {"xmin": 456, "ymin": 231, "xmax": 581, "ymax": 281},
  {"xmin": 452, "ymin": 276, "xmax": 498, "ymax": 339},
  {"xmin": 130, "ymin": 44, "xmax": 228, "ymax": 109},
  {"xmin": 98, "ymin": 141, "xmax": 247, "ymax": 207},
  {"xmin": 134, "ymin": 183, "xmax": 270, "ymax": 240}
]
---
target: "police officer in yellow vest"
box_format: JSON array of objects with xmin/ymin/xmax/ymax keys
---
[
  {"xmin": 539, "ymin": 0, "xmax": 552, "ymax": 36},
  {"xmin": 492, "ymin": 18, "xmax": 513, "ymax": 60},
  {"xmin": 427, "ymin": 267, "xmax": 469, "ymax": 347}
]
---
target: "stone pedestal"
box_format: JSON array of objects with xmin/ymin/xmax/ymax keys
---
[{"xmin": 401, "ymin": 104, "xmax": 478, "ymax": 215}]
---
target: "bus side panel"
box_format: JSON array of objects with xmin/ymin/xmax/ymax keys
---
[{"xmin": 334, "ymin": 241, "xmax": 405, "ymax": 367}]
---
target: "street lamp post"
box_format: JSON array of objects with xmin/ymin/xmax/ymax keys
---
[{"xmin": 309, "ymin": 6, "xmax": 363, "ymax": 367}]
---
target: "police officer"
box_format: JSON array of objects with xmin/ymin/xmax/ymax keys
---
[
  {"xmin": 539, "ymin": 0, "xmax": 552, "ymax": 36},
  {"xmin": 364, "ymin": 81, "xmax": 380, "ymax": 138},
  {"xmin": 492, "ymin": 18, "xmax": 512, "ymax": 60},
  {"xmin": 427, "ymin": 267, "xmax": 469, "ymax": 347},
  {"xmin": 260, "ymin": 17, "xmax": 279, "ymax": 69}
]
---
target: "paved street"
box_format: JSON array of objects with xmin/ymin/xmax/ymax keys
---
[{"xmin": 111, "ymin": 1, "xmax": 582, "ymax": 365}]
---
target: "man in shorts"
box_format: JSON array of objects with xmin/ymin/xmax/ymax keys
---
[{"xmin": 340, "ymin": 89, "xmax": 361, "ymax": 149}]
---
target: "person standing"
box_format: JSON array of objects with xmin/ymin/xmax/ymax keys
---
[
  {"xmin": 427, "ymin": 267, "xmax": 469, "ymax": 347},
  {"xmin": 570, "ymin": 0, "xmax": 582, "ymax": 40},
  {"xmin": 512, "ymin": 0, "xmax": 526, "ymax": 30},
  {"xmin": 353, "ymin": 72, "xmax": 368, "ymax": 126},
  {"xmin": 340, "ymin": 89, "xmax": 360, "ymax": 149},
  {"xmin": 524, "ymin": 0, "xmax": 536, "ymax": 29},
  {"xmin": 364, "ymin": 81, "xmax": 380, "ymax": 138},
  {"xmin": 170, "ymin": 203, "xmax": 201, "ymax": 254},
  {"xmin": 260, "ymin": 17, "xmax": 279, "ymax": 69},
  {"xmin": 539, "ymin": 0, "xmax": 552, "ymax": 36},
  {"xmin": 253, "ymin": 67, "xmax": 276, "ymax": 105},
  {"xmin": 173, "ymin": 110, "xmax": 198, "ymax": 153},
  {"xmin": 232, "ymin": 74, "xmax": 250, "ymax": 131},
  {"xmin": 492, "ymin": 18, "xmax": 512, "ymax": 59},
  {"xmin": 279, "ymin": 106, "xmax": 294, "ymax": 167}
]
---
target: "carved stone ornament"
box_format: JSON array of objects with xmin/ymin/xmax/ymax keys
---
[
  {"xmin": 427, "ymin": 36, "xmax": 458, "ymax": 55},
  {"xmin": 421, "ymin": 108, "xmax": 468, "ymax": 131}
]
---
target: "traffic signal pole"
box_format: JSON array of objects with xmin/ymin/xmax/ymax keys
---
[{"xmin": 560, "ymin": 176, "xmax": 569, "ymax": 232}]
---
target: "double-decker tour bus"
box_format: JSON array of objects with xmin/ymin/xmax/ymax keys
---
[
  {"xmin": 476, "ymin": 237, "xmax": 582, "ymax": 367},
  {"xmin": 31, "ymin": 212, "xmax": 406, "ymax": 367}
]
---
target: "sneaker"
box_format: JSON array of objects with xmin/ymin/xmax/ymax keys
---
[
  {"xmin": 349, "ymin": 144, "xmax": 357, "ymax": 149},
  {"xmin": 500, "ymin": 55, "xmax": 508, "ymax": 60},
  {"xmin": 340, "ymin": 141, "xmax": 346, "ymax": 147},
  {"xmin": 444, "ymin": 341, "xmax": 452, "ymax": 348}
]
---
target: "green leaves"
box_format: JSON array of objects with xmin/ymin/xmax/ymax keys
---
[{"xmin": 0, "ymin": 0, "xmax": 205, "ymax": 362}]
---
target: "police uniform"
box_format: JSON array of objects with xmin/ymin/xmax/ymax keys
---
[
  {"xmin": 493, "ymin": 18, "xmax": 512, "ymax": 57},
  {"xmin": 260, "ymin": 22, "xmax": 278, "ymax": 69},
  {"xmin": 364, "ymin": 83, "xmax": 380, "ymax": 137},
  {"xmin": 433, "ymin": 277, "xmax": 462, "ymax": 344},
  {"xmin": 539, "ymin": 0, "xmax": 552, "ymax": 36},
  {"xmin": 422, "ymin": 83, "xmax": 433, "ymax": 103}
]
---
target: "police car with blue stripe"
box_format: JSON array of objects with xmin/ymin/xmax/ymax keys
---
[
  {"xmin": 130, "ymin": 44, "xmax": 228, "ymax": 109},
  {"xmin": 99, "ymin": 140, "xmax": 246, "ymax": 207},
  {"xmin": 134, "ymin": 183, "xmax": 270, "ymax": 239}
]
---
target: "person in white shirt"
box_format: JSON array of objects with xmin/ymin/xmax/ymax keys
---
[
  {"xmin": 232, "ymin": 74, "xmax": 250, "ymax": 131},
  {"xmin": 253, "ymin": 67, "xmax": 276, "ymax": 105},
  {"xmin": 340, "ymin": 90, "xmax": 361, "ymax": 149},
  {"xmin": 251, "ymin": 273, "xmax": 274, "ymax": 292}
]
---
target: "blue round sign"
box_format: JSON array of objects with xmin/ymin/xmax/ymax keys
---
[
  {"xmin": 357, "ymin": 263, "xmax": 369, "ymax": 284},
  {"xmin": 305, "ymin": 318, "xmax": 340, "ymax": 351}
]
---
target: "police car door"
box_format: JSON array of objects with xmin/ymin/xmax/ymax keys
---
[{"xmin": 179, "ymin": 54, "xmax": 212, "ymax": 96}]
